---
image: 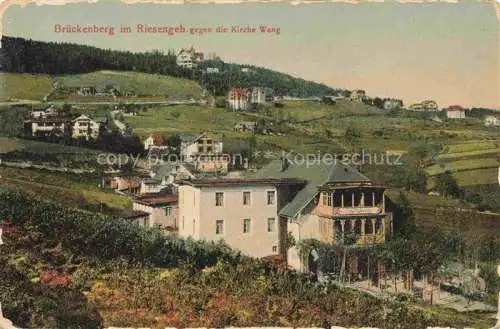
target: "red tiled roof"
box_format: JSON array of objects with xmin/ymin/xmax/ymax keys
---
[
  {"xmin": 229, "ymin": 88, "xmax": 250, "ymax": 97},
  {"xmin": 153, "ymin": 135, "xmax": 164, "ymax": 146}
]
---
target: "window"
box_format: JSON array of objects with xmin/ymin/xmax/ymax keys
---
[
  {"xmin": 243, "ymin": 218, "xmax": 251, "ymax": 233},
  {"xmin": 322, "ymin": 192, "xmax": 327, "ymax": 206},
  {"xmin": 267, "ymin": 191, "xmax": 275, "ymax": 205},
  {"xmin": 243, "ymin": 191, "xmax": 251, "ymax": 205},
  {"xmin": 198, "ymin": 146, "xmax": 204, "ymax": 153},
  {"xmin": 215, "ymin": 220, "xmax": 224, "ymax": 235},
  {"xmin": 165, "ymin": 206, "xmax": 172, "ymax": 216},
  {"xmin": 267, "ymin": 217, "xmax": 276, "ymax": 232},
  {"xmin": 327, "ymin": 193, "xmax": 332, "ymax": 206},
  {"xmin": 207, "ymin": 146, "xmax": 213, "ymax": 153},
  {"xmin": 215, "ymin": 192, "xmax": 224, "ymax": 206},
  {"xmin": 272, "ymin": 246, "xmax": 278, "ymax": 253}
]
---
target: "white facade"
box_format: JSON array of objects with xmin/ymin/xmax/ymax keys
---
[
  {"xmin": 72, "ymin": 115, "xmax": 100, "ymax": 139},
  {"xmin": 144, "ymin": 136, "xmax": 154, "ymax": 150},
  {"xmin": 205, "ymin": 67, "xmax": 220, "ymax": 74},
  {"xmin": 350, "ymin": 90, "xmax": 366, "ymax": 102},
  {"xmin": 178, "ymin": 184, "xmax": 281, "ymax": 258},
  {"xmin": 485, "ymin": 115, "xmax": 500, "ymax": 127},
  {"xmin": 383, "ymin": 99, "xmax": 402, "ymax": 111},
  {"xmin": 250, "ymin": 88, "xmax": 266, "ymax": 104},
  {"xmin": 28, "ymin": 121, "xmax": 66, "ymax": 136},
  {"xmin": 180, "ymin": 136, "xmax": 223, "ymax": 162},
  {"xmin": 446, "ymin": 110, "xmax": 466, "ymax": 119},
  {"xmin": 132, "ymin": 200, "xmax": 178, "ymax": 229},
  {"xmin": 176, "ymin": 47, "xmax": 204, "ymax": 69}
]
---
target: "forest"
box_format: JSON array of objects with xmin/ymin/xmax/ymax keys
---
[{"xmin": 0, "ymin": 36, "xmax": 338, "ymax": 97}]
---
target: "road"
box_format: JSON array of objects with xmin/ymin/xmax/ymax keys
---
[{"xmin": 0, "ymin": 99, "xmax": 201, "ymax": 107}]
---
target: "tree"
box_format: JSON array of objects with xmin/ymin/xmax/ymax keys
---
[
  {"xmin": 434, "ymin": 170, "xmax": 461, "ymax": 198},
  {"xmin": 344, "ymin": 126, "xmax": 361, "ymax": 151},
  {"xmin": 403, "ymin": 167, "xmax": 427, "ymax": 193}
]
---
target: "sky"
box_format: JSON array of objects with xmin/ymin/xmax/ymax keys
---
[{"xmin": 2, "ymin": 0, "xmax": 499, "ymax": 108}]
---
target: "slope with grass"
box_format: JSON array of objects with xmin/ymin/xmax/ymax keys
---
[
  {"xmin": 0, "ymin": 72, "xmax": 53, "ymax": 101},
  {"xmin": 0, "ymin": 167, "xmax": 131, "ymax": 214},
  {"xmin": 51, "ymin": 70, "xmax": 205, "ymax": 101}
]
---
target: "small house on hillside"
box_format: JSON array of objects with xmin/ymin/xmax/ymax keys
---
[
  {"xmin": 233, "ymin": 121, "xmax": 257, "ymax": 132},
  {"xmin": 179, "ymin": 132, "xmax": 223, "ymax": 162},
  {"xmin": 140, "ymin": 163, "xmax": 195, "ymax": 195},
  {"xmin": 177, "ymin": 46, "xmax": 204, "ymax": 69},
  {"xmin": 144, "ymin": 135, "xmax": 169, "ymax": 151},
  {"xmin": 485, "ymin": 114, "xmax": 500, "ymax": 127},
  {"xmin": 350, "ymin": 90, "xmax": 366, "ymax": 102},
  {"xmin": 228, "ymin": 88, "xmax": 251, "ymax": 111},
  {"xmin": 383, "ymin": 99, "xmax": 403, "ymax": 111},
  {"xmin": 445, "ymin": 105, "xmax": 466, "ymax": 119}
]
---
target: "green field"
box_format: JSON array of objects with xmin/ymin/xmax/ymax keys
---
[
  {"xmin": 451, "ymin": 167, "xmax": 499, "ymax": 186},
  {"xmin": 0, "ymin": 166, "xmax": 131, "ymax": 213},
  {"xmin": 0, "ymin": 72, "xmax": 53, "ymax": 101},
  {"xmin": 426, "ymin": 158, "xmax": 500, "ymax": 176},
  {"xmin": 444, "ymin": 140, "xmax": 499, "ymax": 154},
  {"xmin": 53, "ymin": 70, "xmax": 204, "ymax": 100},
  {"xmin": 0, "ymin": 137, "xmax": 99, "ymax": 155}
]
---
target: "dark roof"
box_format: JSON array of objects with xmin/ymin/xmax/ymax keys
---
[
  {"xmin": 180, "ymin": 177, "xmax": 307, "ymax": 188},
  {"xmin": 248, "ymin": 159, "xmax": 371, "ymax": 218},
  {"xmin": 121, "ymin": 209, "xmax": 149, "ymax": 219},
  {"xmin": 134, "ymin": 194, "xmax": 178, "ymax": 206},
  {"xmin": 178, "ymin": 133, "xmax": 203, "ymax": 144}
]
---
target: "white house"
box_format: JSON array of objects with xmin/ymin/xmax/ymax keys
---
[
  {"xmin": 176, "ymin": 47, "xmax": 204, "ymax": 69},
  {"xmin": 24, "ymin": 117, "xmax": 67, "ymax": 138},
  {"xmin": 139, "ymin": 163, "xmax": 195, "ymax": 195},
  {"xmin": 179, "ymin": 132, "xmax": 223, "ymax": 162},
  {"xmin": 143, "ymin": 135, "xmax": 169, "ymax": 151},
  {"xmin": 350, "ymin": 90, "xmax": 366, "ymax": 102},
  {"xmin": 228, "ymin": 88, "xmax": 251, "ymax": 111},
  {"xmin": 485, "ymin": 114, "xmax": 500, "ymax": 127},
  {"xmin": 177, "ymin": 178, "xmax": 304, "ymax": 258},
  {"xmin": 445, "ymin": 106, "xmax": 466, "ymax": 119},
  {"xmin": 71, "ymin": 115, "xmax": 101, "ymax": 139},
  {"xmin": 383, "ymin": 99, "xmax": 402, "ymax": 111},
  {"xmin": 205, "ymin": 67, "xmax": 220, "ymax": 74}
]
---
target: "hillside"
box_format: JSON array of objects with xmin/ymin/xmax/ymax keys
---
[
  {"xmin": 0, "ymin": 191, "xmax": 496, "ymax": 329},
  {"xmin": 0, "ymin": 72, "xmax": 53, "ymax": 101},
  {"xmin": 51, "ymin": 70, "xmax": 205, "ymax": 100},
  {"xmin": 1, "ymin": 36, "xmax": 338, "ymax": 98}
]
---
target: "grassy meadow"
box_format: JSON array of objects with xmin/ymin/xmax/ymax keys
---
[{"xmin": 0, "ymin": 73, "xmax": 53, "ymax": 101}]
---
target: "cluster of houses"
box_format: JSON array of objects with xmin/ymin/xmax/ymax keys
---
[
  {"xmin": 114, "ymin": 145, "xmax": 393, "ymax": 273},
  {"xmin": 23, "ymin": 105, "xmax": 106, "ymax": 140},
  {"xmin": 227, "ymin": 87, "xmax": 275, "ymax": 111}
]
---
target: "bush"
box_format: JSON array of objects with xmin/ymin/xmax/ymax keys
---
[
  {"xmin": 215, "ymin": 96, "xmax": 227, "ymax": 108},
  {"xmin": 0, "ymin": 191, "xmax": 244, "ymax": 268}
]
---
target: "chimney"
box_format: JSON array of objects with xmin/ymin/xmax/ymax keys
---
[{"xmin": 280, "ymin": 157, "xmax": 290, "ymax": 172}]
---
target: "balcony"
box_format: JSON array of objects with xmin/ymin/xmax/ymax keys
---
[{"xmin": 315, "ymin": 205, "xmax": 383, "ymax": 217}]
